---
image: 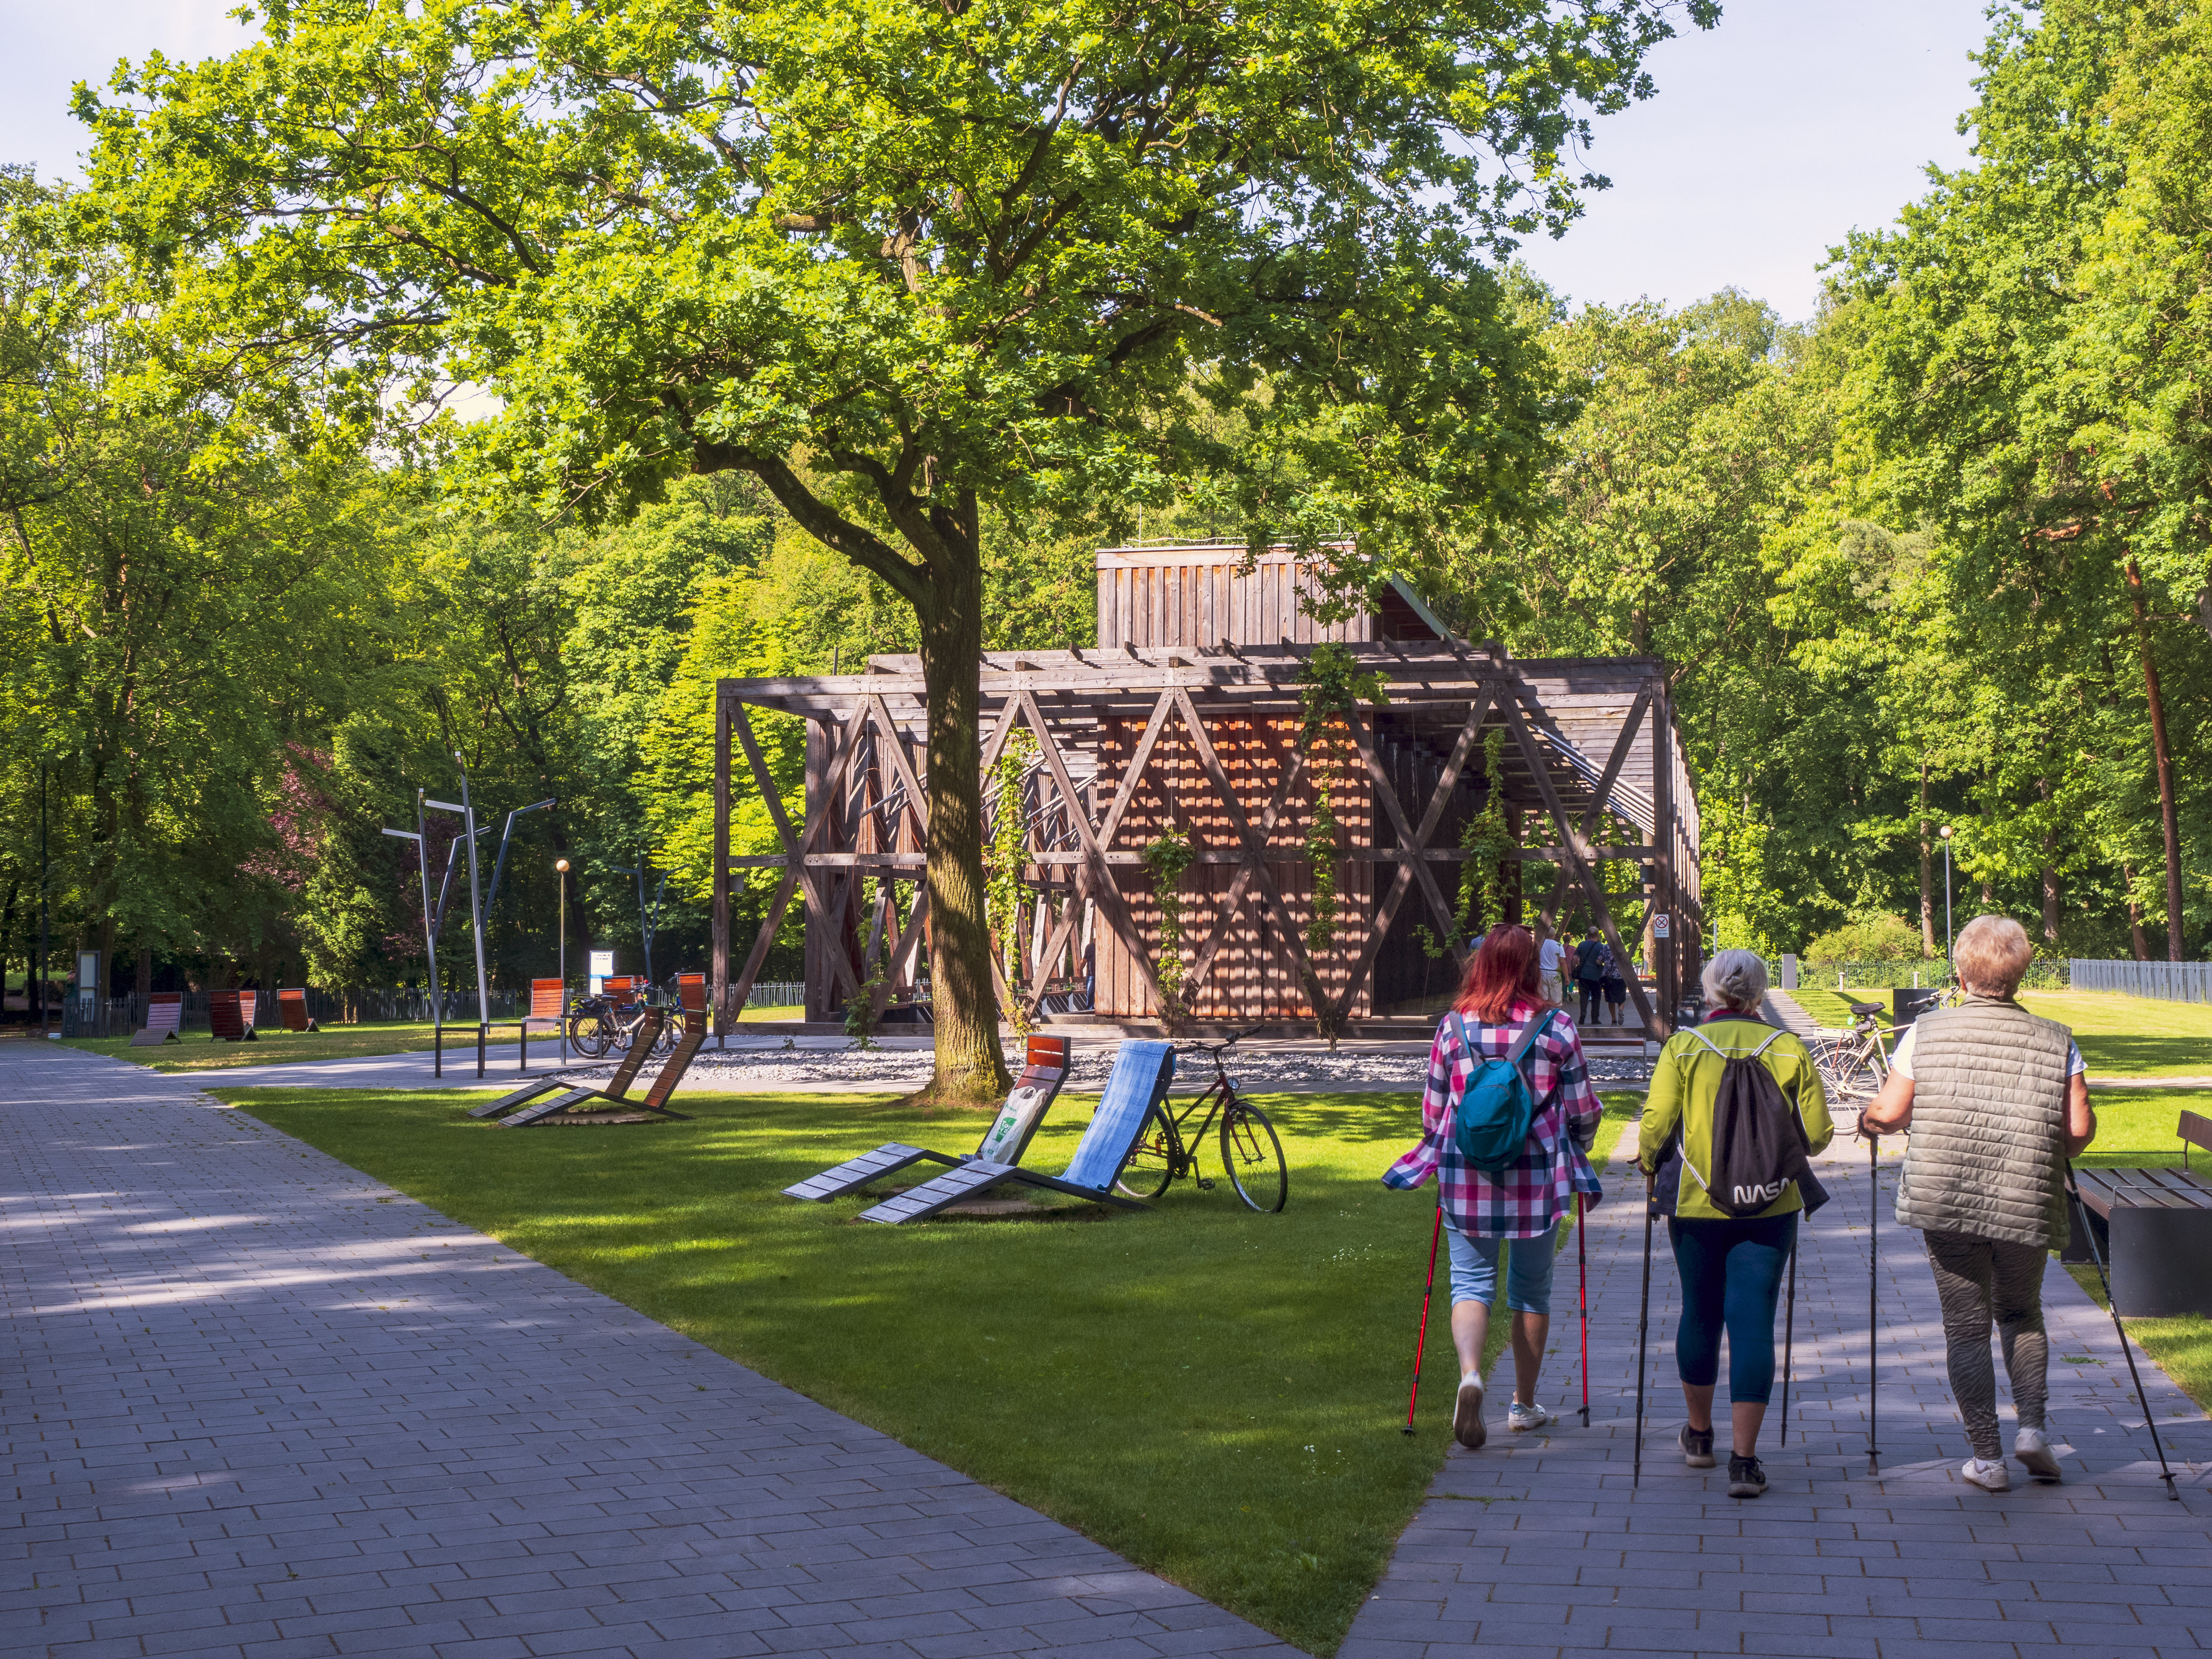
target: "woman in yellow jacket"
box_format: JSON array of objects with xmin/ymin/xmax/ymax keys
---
[{"xmin": 1640, "ymin": 949, "xmax": 1833, "ymax": 1498}]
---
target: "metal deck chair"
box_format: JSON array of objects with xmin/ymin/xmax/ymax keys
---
[
  {"xmin": 468, "ymin": 1008, "xmax": 673, "ymax": 1123},
  {"xmin": 783, "ymin": 1035, "xmax": 1074, "ymax": 1202},
  {"xmin": 502, "ymin": 977, "xmax": 710, "ymax": 1126},
  {"xmin": 852, "ymin": 1039, "xmax": 1173, "ymax": 1224}
]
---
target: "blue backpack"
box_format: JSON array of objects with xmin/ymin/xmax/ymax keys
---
[{"xmin": 1446, "ymin": 1009, "xmax": 1557, "ymax": 1173}]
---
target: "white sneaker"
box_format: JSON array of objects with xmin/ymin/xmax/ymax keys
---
[
  {"xmin": 1508, "ymin": 1401, "xmax": 1553, "ymax": 1431},
  {"xmin": 2014, "ymin": 1426, "xmax": 2062, "ymax": 1483},
  {"xmin": 1962, "ymin": 1457, "xmax": 2010, "ymax": 1492},
  {"xmin": 1453, "ymin": 1378, "xmax": 1487, "ymax": 1449}
]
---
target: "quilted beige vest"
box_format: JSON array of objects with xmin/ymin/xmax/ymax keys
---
[{"xmin": 1893, "ymin": 996, "xmax": 2072, "ymax": 1249}]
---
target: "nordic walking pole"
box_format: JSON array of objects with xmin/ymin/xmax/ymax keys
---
[
  {"xmin": 1779, "ymin": 1239, "xmax": 1797, "ymax": 1448},
  {"xmin": 1577, "ymin": 1190, "xmax": 1590, "ymax": 1428},
  {"xmin": 1866, "ymin": 1127, "xmax": 1880, "ymax": 1477},
  {"xmin": 1634, "ymin": 1172, "xmax": 1655, "ymax": 1487},
  {"xmin": 2064, "ymin": 1161, "xmax": 2180, "ymax": 1501},
  {"xmin": 1403, "ymin": 1204, "xmax": 1444, "ymax": 1435}
]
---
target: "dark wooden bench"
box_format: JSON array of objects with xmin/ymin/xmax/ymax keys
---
[
  {"xmin": 209, "ymin": 990, "xmax": 258, "ymax": 1042},
  {"xmin": 2064, "ymin": 1111, "xmax": 2212, "ymax": 1317},
  {"xmin": 276, "ymin": 987, "xmax": 319, "ymax": 1034}
]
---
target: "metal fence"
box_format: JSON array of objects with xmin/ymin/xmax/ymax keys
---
[
  {"xmin": 1793, "ymin": 958, "xmax": 2071, "ymax": 991},
  {"xmin": 61, "ymin": 986, "xmax": 536, "ymax": 1039},
  {"xmin": 2069, "ymin": 958, "xmax": 2212, "ymax": 1002},
  {"xmin": 745, "ymin": 981, "xmax": 804, "ymax": 1008}
]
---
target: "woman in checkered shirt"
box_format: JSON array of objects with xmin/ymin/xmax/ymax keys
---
[{"xmin": 1384, "ymin": 924, "xmax": 1604, "ymax": 1447}]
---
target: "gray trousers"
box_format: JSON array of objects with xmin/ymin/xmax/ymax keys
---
[{"xmin": 1924, "ymin": 1229, "xmax": 2049, "ymax": 1459}]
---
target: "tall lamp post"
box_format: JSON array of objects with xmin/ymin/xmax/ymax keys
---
[
  {"xmin": 1940, "ymin": 825, "xmax": 1955, "ymax": 970},
  {"xmin": 556, "ymin": 858, "xmax": 570, "ymax": 1063}
]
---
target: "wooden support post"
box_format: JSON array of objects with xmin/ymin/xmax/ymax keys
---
[
  {"xmin": 1652, "ymin": 673, "xmax": 1677, "ymax": 1029},
  {"xmin": 1499, "ymin": 689, "xmax": 1660, "ymax": 1038}
]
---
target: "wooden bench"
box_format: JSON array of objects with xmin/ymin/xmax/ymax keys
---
[
  {"xmin": 276, "ymin": 987, "xmax": 319, "ymax": 1034},
  {"xmin": 208, "ymin": 990, "xmax": 259, "ymax": 1042},
  {"xmin": 486, "ymin": 978, "xmax": 567, "ymax": 1072},
  {"xmin": 132, "ymin": 992, "xmax": 184, "ymax": 1047},
  {"xmin": 2064, "ymin": 1110, "xmax": 2212, "ymax": 1317}
]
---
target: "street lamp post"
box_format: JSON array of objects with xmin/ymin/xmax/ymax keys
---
[
  {"xmin": 1940, "ymin": 825, "xmax": 1955, "ymax": 969},
  {"xmin": 556, "ymin": 858, "xmax": 570, "ymax": 1063}
]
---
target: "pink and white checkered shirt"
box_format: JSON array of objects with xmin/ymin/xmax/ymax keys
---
[{"xmin": 1382, "ymin": 1001, "xmax": 1605, "ymax": 1238}]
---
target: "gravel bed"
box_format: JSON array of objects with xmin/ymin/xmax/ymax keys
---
[{"xmin": 552, "ymin": 1043, "xmax": 1652, "ymax": 1092}]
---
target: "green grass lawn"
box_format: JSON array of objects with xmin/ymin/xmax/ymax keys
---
[
  {"xmin": 213, "ymin": 1080, "xmax": 1640, "ymax": 1656},
  {"xmin": 1788, "ymin": 985, "xmax": 2212, "ymax": 1079},
  {"xmin": 65, "ymin": 1020, "xmax": 459, "ymax": 1072}
]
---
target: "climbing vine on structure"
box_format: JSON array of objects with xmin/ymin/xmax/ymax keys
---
[
  {"xmin": 1141, "ymin": 829, "xmax": 1195, "ymax": 1025},
  {"xmin": 1421, "ymin": 729, "xmax": 1516, "ymax": 960},
  {"xmin": 1296, "ymin": 644, "xmax": 1388, "ymax": 957},
  {"xmin": 986, "ymin": 729, "xmax": 1039, "ymax": 1036}
]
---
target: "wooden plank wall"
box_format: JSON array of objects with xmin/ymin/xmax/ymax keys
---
[
  {"xmin": 1092, "ymin": 712, "xmax": 1372, "ymax": 1020},
  {"xmin": 1096, "ymin": 549, "xmax": 1371, "ymax": 649}
]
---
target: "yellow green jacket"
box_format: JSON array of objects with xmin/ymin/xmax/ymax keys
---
[{"xmin": 1639, "ymin": 1017, "xmax": 1834, "ymax": 1221}]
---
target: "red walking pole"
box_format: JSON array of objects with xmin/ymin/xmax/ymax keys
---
[
  {"xmin": 1576, "ymin": 1191, "xmax": 1590, "ymax": 1427},
  {"xmin": 1404, "ymin": 1204, "xmax": 1445, "ymax": 1434}
]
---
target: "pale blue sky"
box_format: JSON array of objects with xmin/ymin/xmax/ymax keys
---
[{"xmin": 2, "ymin": 0, "xmax": 1993, "ymax": 322}]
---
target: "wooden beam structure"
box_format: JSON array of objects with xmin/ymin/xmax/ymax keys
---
[{"xmin": 712, "ymin": 631, "xmax": 1702, "ymax": 1040}]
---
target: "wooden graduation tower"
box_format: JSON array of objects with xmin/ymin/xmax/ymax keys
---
[{"xmin": 711, "ymin": 543, "xmax": 1702, "ymax": 1038}]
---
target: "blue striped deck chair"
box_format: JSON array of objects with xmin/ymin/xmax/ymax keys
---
[{"xmin": 853, "ymin": 1040, "xmax": 1176, "ymax": 1224}]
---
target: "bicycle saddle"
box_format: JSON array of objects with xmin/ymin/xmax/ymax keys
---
[{"xmin": 1846, "ymin": 1000, "xmax": 1885, "ymax": 1017}]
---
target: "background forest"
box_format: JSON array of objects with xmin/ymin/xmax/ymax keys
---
[{"xmin": 2, "ymin": 0, "xmax": 2207, "ymax": 1006}]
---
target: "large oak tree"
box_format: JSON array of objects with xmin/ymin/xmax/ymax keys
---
[{"xmin": 79, "ymin": 0, "xmax": 1710, "ymax": 1097}]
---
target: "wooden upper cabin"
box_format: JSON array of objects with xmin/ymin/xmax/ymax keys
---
[{"xmin": 710, "ymin": 542, "xmax": 1704, "ymax": 1038}]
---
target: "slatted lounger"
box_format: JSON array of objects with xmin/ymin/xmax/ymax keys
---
[
  {"xmin": 783, "ymin": 1035, "xmax": 1073, "ymax": 1203},
  {"xmin": 276, "ymin": 988, "xmax": 319, "ymax": 1033},
  {"xmin": 500, "ymin": 977, "xmax": 711, "ymax": 1126},
  {"xmin": 2063, "ymin": 1110, "xmax": 2212, "ymax": 1316},
  {"xmin": 851, "ymin": 1039, "xmax": 1173, "ymax": 1224},
  {"xmin": 131, "ymin": 993, "xmax": 183, "ymax": 1047},
  {"xmin": 208, "ymin": 990, "xmax": 258, "ymax": 1042}
]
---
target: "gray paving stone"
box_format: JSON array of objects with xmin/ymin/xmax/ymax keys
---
[
  {"xmin": 1339, "ymin": 1120, "xmax": 2212, "ymax": 1659},
  {"xmin": 1, "ymin": 1049, "xmax": 1295, "ymax": 1659}
]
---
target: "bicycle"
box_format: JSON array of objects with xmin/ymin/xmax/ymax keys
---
[
  {"xmin": 1806, "ymin": 1000, "xmax": 1897, "ymax": 1104},
  {"xmin": 1114, "ymin": 1028, "xmax": 1288, "ymax": 1212}
]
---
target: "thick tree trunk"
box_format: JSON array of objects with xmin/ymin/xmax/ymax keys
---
[
  {"xmin": 2035, "ymin": 777, "xmax": 2060, "ymax": 948},
  {"xmin": 911, "ymin": 545, "xmax": 1012, "ymax": 1107},
  {"xmin": 2127, "ymin": 558, "xmax": 2185, "ymax": 960},
  {"xmin": 1917, "ymin": 760, "xmax": 1935, "ymax": 956}
]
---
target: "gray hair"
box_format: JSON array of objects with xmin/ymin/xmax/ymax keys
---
[{"xmin": 1701, "ymin": 949, "xmax": 1769, "ymax": 1012}]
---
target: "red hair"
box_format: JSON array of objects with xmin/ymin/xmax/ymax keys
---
[{"xmin": 1454, "ymin": 925, "xmax": 1551, "ymax": 1024}]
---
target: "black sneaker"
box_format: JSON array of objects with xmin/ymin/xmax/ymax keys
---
[
  {"xmin": 1679, "ymin": 1423, "xmax": 1716, "ymax": 1468},
  {"xmin": 1727, "ymin": 1453, "xmax": 1767, "ymax": 1499}
]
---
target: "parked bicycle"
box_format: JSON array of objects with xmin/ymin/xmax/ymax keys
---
[
  {"xmin": 1807, "ymin": 1000, "xmax": 1897, "ymax": 1104},
  {"xmin": 1114, "ymin": 1028, "xmax": 1287, "ymax": 1212},
  {"xmin": 564, "ymin": 976, "xmax": 676, "ymax": 1060}
]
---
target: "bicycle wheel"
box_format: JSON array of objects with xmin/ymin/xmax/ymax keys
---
[
  {"xmin": 1115, "ymin": 1105, "xmax": 1181, "ymax": 1199},
  {"xmin": 568, "ymin": 1013, "xmax": 611, "ymax": 1059},
  {"xmin": 1220, "ymin": 1102, "xmax": 1287, "ymax": 1213},
  {"xmin": 1809, "ymin": 1037, "xmax": 1878, "ymax": 1103}
]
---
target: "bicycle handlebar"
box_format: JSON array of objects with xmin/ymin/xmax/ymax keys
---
[{"xmin": 1173, "ymin": 1024, "xmax": 1266, "ymax": 1056}]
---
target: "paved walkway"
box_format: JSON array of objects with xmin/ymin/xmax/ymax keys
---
[
  {"xmin": 1343, "ymin": 1125, "xmax": 2212, "ymax": 1659},
  {"xmin": 2, "ymin": 1045, "xmax": 1290, "ymax": 1659}
]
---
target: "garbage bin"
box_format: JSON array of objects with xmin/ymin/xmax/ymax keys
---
[{"xmin": 1892, "ymin": 986, "xmax": 1942, "ymax": 1028}]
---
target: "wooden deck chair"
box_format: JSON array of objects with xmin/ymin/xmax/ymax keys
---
[
  {"xmin": 208, "ymin": 990, "xmax": 258, "ymax": 1042},
  {"xmin": 498, "ymin": 1009, "xmax": 695, "ymax": 1126},
  {"xmin": 783, "ymin": 1035, "xmax": 1073, "ymax": 1203},
  {"xmin": 131, "ymin": 992, "xmax": 183, "ymax": 1047},
  {"xmin": 854, "ymin": 1038, "xmax": 1169, "ymax": 1221},
  {"xmin": 276, "ymin": 988, "xmax": 319, "ymax": 1033}
]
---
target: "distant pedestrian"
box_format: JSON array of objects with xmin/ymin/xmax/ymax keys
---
[
  {"xmin": 1640, "ymin": 949, "xmax": 1833, "ymax": 1498},
  {"xmin": 1859, "ymin": 914, "xmax": 2095, "ymax": 1492},
  {"xmin": 1573, "ymin": 925, "xmax": 1609, "ymax": 1026},
  {"xmin": 1603, "ymin": 960, "xmax": 1629, "ymax": 1027},
  {"xmin": 1536, "ymin": 925, "xmax": 1568, "ymax": 1004},
  {"xmin": 1386, "ymin": 924, "xmax": 1603, "ymax": 1449}
]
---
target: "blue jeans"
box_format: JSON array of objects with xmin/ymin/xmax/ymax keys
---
[
  {"xmin": 1667, "ymin": 1213, "xmax": 1796, "ymax": 1404},
  {"xmin": 1447, "ymin": 1225, "xmax": 1557, "ymax": 1315}
]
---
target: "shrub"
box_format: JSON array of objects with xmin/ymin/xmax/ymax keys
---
[{"xmin": 1803, "ymin": 914, "xmax": 1927, "ymax": 962}]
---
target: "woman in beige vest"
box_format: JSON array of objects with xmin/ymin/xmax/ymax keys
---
[{"xmin": 1860, "ymin": 914, "xmax": 2095, "ymax": 1492}]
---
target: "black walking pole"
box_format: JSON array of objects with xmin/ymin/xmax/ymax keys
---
[
  {"xmin": 1779, "ymin": 1239, "xmax": 1797, "ymax": 1449},
  {"xmin": 1866, "ymin": 1128, "xmax": 1881, "ymax": 1477},
  {"xmin": 2064, "ymin": 1162, "xmax": 2180, "ymax": 1501},
  {"xmin": 1403, "ymin": 1204, "xmax": 1444, "ymax": 1435},
  {"xmin": 1634, "ymin": 1173, "xmax": 1655, "ymax": 1487},
  {"xmin": 1577, "ymin": 1191, "xmax": 1590, "ymax": 1429}
]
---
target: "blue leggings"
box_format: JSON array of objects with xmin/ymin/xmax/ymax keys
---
[{"xmin": 1667, "ymin": 1213, "xmax": 1796, "ymax": 1405}]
